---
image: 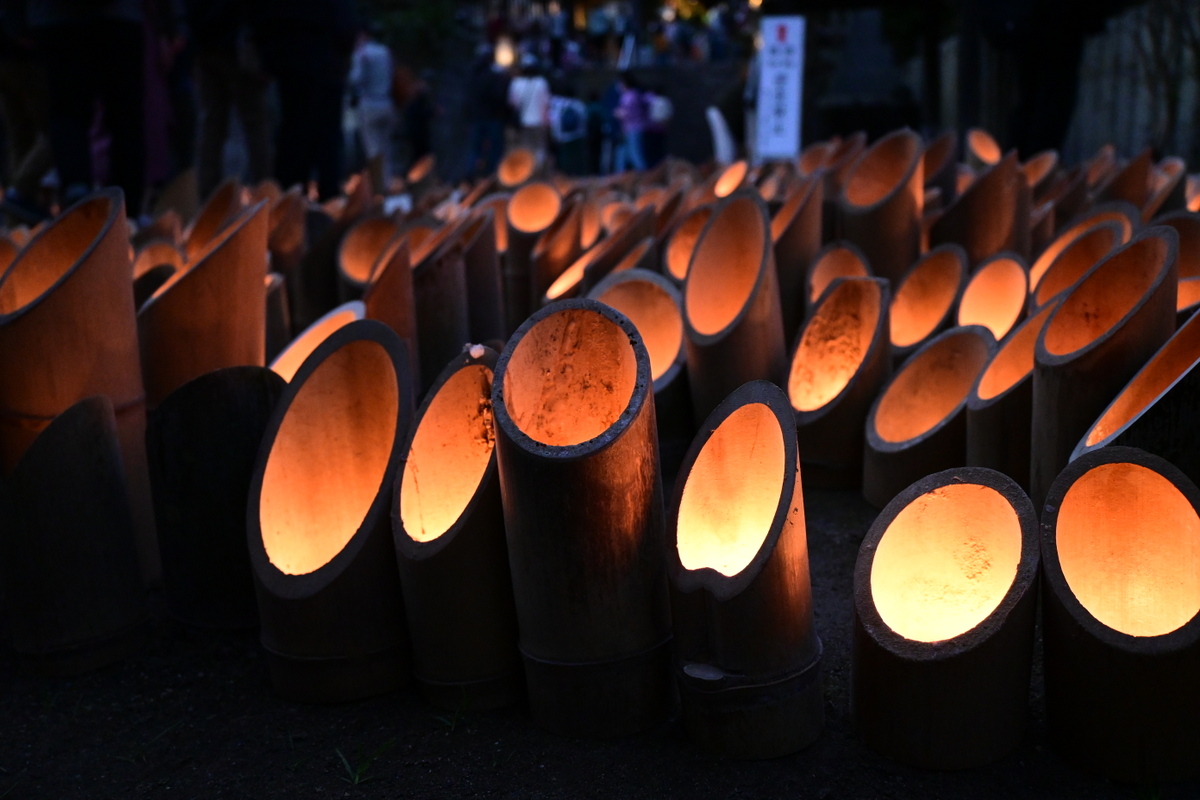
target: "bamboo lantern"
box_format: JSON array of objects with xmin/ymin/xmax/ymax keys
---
[
  {"xmin": 530, "ymin": 195, "xmax": 583, "ymax": 308},
  {"xmin": 683, "ymin": 191, "xmax": 788, "ymax": 424},
  {"xmin": 1180, "ymin": 277, "xmax": 1200, "ymax": 323},
  {"xmin": 1092, "ymin": 147, "xmax": 1152, "ymax": 208},
  {"xmin": 183, "ymin": 177, "xmax": 242, "ymax": 262},
  {"xmin": 1084, "ymin": 143, "xmax": 1118, "ymax": 189},
  {"xmin": 662, "ymin": 204, "xmax": 713, "ymax": 287},
  {"xmin": 771, "ymin": 176, "xmax": 824, "ymax": 342},
  {"xmin": 1041, "ymin": 446, "xmax": 1200, "ymax": 782},
  {"xmin": 838, "ymin": 129, "xmax": 923, "ymax": 286},
  {"xmin": 542, "ymin": 208, "xmax": 654, "ymax": 304},
  {"xmin": 956, "ymin": 253, "xmax": 1028, "ymax": 340},
  {"xmin": 1156, "ymin": 209, "xmax": 1200, "ymax": 278},
  {"xmin": 965, "ymin": 128, "xmax": 1001, "ymax": 170},
  {"xmin": 713, "ymin": 160, "xmax": 748, "ymax": 198},
  {"xmin": 1071, "ymin": 309, "xmax": 1200, "ymax": 488},
  {"xmin": 497, "ymin": 147, "xmax": 537, "ymax": 189},
  {"xmin": 475, "ymin": 194, "xmax": 510, "ymax": 258},
  {"xmin": 148, "ymin": 367, "xmax": 285, "ymax": 628},
  {"xmin": 363, "ymin": 239, "xmax": 421, "ymax": 389},
  {"xmin": 580, "ymin": 192, "xmax": 605, "ymax": 250},
  {"xmin": 647, "ymin": 185, "xmax": 685, "ymax": 241},
  {"xmin": 930, "ymin": 152, "xmax": 1031, "ymax": 267},
  {"xmin": 864, "ymin": 325, "xmax": 994, "ymax": 508},
  {"xmin": 293, "ymin": 172, "xmax": 373, "ymax": 331},
  {"xmin": 336, "ymin": 216, "xmax": 399, "ymax": 301},
  {"xmin": 0, "ymin": 189, "xmax": 157, "ymax": 583},
  {"xmin": 668, "ymin": 380, "xmax": 823, "ymax": 758},
  {"xmin": 505, "ymin": 182, "xmax": 561, "ymax": 332},
  {"xmin": 406, "ymin": 220, "xmax": 473, "ymax": 391},
  {"xmin": 0, "ymin": 396, "xmax": 147, "ymax": 674},
  {"xmin": 248, "ymin": 319, "xmax": 413, "ymax": 703},
  {"xmin": 457, "ymin": 207, "xmax": 506, "ymax": 344},
  {"xmin": 1142, "ymin": 156, "xmax": 1186, "ymax": 221},
  {"xmin": 587, "ymin": 268, "xmax": 692, "ymax": 482},
  {"xmin": 610, "ymin": 236, "xmax": 657, "ymax": 274},
  {"xmin": 133, "ymin": 263, "xmax": 176, "ymax": 312},
  {"xmin": 805, "ymin": 241, "xmax": 871, "ymax": 312},
  {"xmin": 966, "ymin": 301, "xmax": 1059, "ymax": 490},
  {"xmin": 1028, "ymin": 221, "xmax": 1122, "ymax": 310},
  {"xmin": 798, "ymin": 138, "xmax": 836, "ymax": 177},
  {"xmin": 265, "ymin": 272, "xmax": 292, "ymax": 362},
  {"xmin": 1027, "ymin": 203, "xmax": 1135, "ymax": 289},
  {"xmin": 393, "ymin": 346, "xmax": 521, "ymax": 710},
  {"xmin": 1031, "ymin": 227, "xmax": 1178, "ymax": 507},
  {"xmin": 921, "ymin": 130, "xmax": 957, "ymax": 205},
  {"xmin": 816, "ymin": 132, "xmax": 867, "ymax": 243},
  {"xmin": 267, "ymin": 188, "xmax": 308, "ymax": 279},
  {"xmin": 132, "ymin": 208, "xmax": 182, "ymax": 250},
  {"xmin": 270, "ymin": 300, "xmax": 364, "ymax": 382},
  {"xmin": 134, "ymin": 239, "xmax": 184, "ymax": 280},
  {"xmin": 138, "ymin": 202, "xmax": 269, "ymax": 409},
  {"xmin": 790, "ymin": 277, "xmax": 891, "ymax": 488},
  {"xmin": 889, "ymin": 244, "xmax": 967, "ymax": 361},
  {"xmin": 406, "ymin": 153, "xmax": 437, "ymax": 201},
  {"xmin": 1020, "ymin": 150, "xmax": 1059, "ymax": 198},
  {"xmin": 491, "ymin": 299, "xmax": 671, "ymax": 737},
  {"xmin": 853, "ymin": 466, "xmax": 1038, "ymax": 768}
]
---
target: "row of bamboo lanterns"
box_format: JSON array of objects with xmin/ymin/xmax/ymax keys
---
[{"xmin": 0, "ymin": 128, "xmax": 1198, "ymax": 782}]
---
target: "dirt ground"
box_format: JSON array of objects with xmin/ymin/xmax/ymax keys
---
[{"xmin": 0, "ymin": 487, "xmax": 1192, "ymax": 799}]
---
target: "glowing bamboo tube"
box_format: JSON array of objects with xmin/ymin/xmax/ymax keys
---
[
  {"xmin": 864, "ymin": 325, "xmax": 994, "ymax": 508},
  {"xmin": 956, "ymin": 253, "xmax": 1027, "ymax": 340},
  {"xmin": 270, "ymin": 301, "xmax": 365, "ymax": 383},
  {"xmin": 965, "ymin": 128, "xmax": 1001, "ymax": 170},
  {"xmin": 668, "ymin": 381, "xmax": 822, "ymax": 758},
  {"xmin": 492, "ymin": 299, "xmax": 670, "ymax": 737},
  {"xmin": 663, "ymin": 204, "xmax": 713, "ymax": 287},
  {"xmin": 267, "ymin": 188, "xmax": 308, "ymax": 278},
  {"xmin": 1156, "ymin": 209, "xmax": 1200, "ymax": 278},
  {"xmin": 790, "ymin": 277, "xmax": 890, "ymax": 488},
  {"xmin": 889, "ymin": 244, "xmax": 967, "ymax": 360},
  {"xmin": 966, "ymin": 300, "xmax": 1059, "ymax": 490},
  {"xmin": 930, "ymin": 152, "xmax": 1031, "ymax": 267},
  {"xmin": 393, "ymin": 346, "xmax": 521, "ymax": 710},
  {"xmin": 852, "ymin": 466, "xmax": 1039, "ymax": 768},
  {"xmin": 134, "ymin": 239, "xmax": 184, "ymax": 280},
  {"xmin": 713, "ymin": 160, "xmax": 748, "ymax": 198},
  {"xmin": 505, "ymin": 182, "xmax": 561, "ymax": 332},
  {"xmin": 1093, "ymin": 147, "xmax": 1152, "ymax": 208},
  {"xmin": 0, "ymin": 397, "xmax": 147, "ymax": 675},
  {"xmin": 498, "ymin": 147, "xmax": 537, "ymax": 189},
  {"xmin": 336, "ymin": 216, "xmax": 399, "ymax": 301},
  {"xmin": 1142, "ymin": 156, "xmax": 1186, "ymax": 221},
  {"xmin": 683, "ymin": 191, "xmax": 787, "ymax": 424},
  {"xmin": 1041, "ymin": 446, "xmax": 1200, "ymax": 782},
  {"xmin": 1031, "ymin": 227, "xmax": 1178, "ymax": 507},
  {"xmin": 0, "ymin": 189, "xmax": 157, "ymax": 583},
  {"xmin": 292, "ymin": 172, "xmax": 373, "ymax": 331},
  {"xmin": 184, "ymin": 178, "xmax": 242, "ymax": 262},
  {"xmin": 249, "ymin": 320, "xmax": 414, "ymax": 702},
  {"xmin": 922, "ymin": 130, "xmax": 958, "ymax": 205},
  {"xmin": 530, "ymin": 195, "xmax": 583, "ymax": 308},
  {"xmin": 610, "ymin": 236, "xmax": 657, "ymax": 274},
  {"xmin": 772, "ymin": 176, "xmax": 824, "ymax": 342},
  {"xmin": 363, "ymin": 240, "xmax": 420, "ymax": 389},
  {"xmin": 1029, "ymin": 221, "xmax": 1122, "ymax": 309},
  {"xmin": 838, "ymin": 129, "xmax": 923, "ymax": 285},
  {"xmin": 806, "ymin": 241, "xmax": 871, "ymax": 310},
  {"xmin": 148, "ymin": 366, "xmax": 285, "ymax": 628},
  {"xmin": 1020, "ymin": 150, "xmax": 1059, "ymax": 198},
  {"xmin": 1027, "ymin": 202, "xmax": 1135, "ymax": 290},
  {"xmin": 542, "ymin": 208, "xmax": 655, "ymax": 304},
  {"xmin": 407, "ymin": 219, "xmax": 472, "ymax": 391},
  {"xmin": 475, "ymin": 194, "xmax": 510, "ymax": 255},
  {"xmin": 458, "ymin": 207, "xmax": 506, "ymax": 344}
]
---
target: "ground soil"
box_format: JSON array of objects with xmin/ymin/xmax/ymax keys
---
[{"xmin": 0, "ymin": 487, "xmax": 1193, "ymax": 799}]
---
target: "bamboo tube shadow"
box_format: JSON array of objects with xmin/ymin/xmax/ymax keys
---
[
  {"xmin": 863, "ymin": 325, "xmax": 994, "ymax": 508},
  {"xmin": 393, "ymin": 346, "xmax": 522, "ymax": 711},
  {"xmin": 248, "ymin": 319, "xmax": 414, "ymax": 703},
  {"xmin": 491, "ymin": 299, "xmax": 671, "ymax": 737},
  {"xmin": 668, "ymin": 381, "xmax": 822, "ymax": 759},
  {"xmin": 0, "ymin": 396, "xmax": 147, "ymax": 675},
  {"xmin": 889, "ymin": 244, "xmax": 967, "ymax": 363},
  {"xmin": 790, "ymin": 277, "xmax": 891, "ymax": 489},
  {"xmin": 1040, "ymin": 447, "xmax": 1200, "ymax": 782},
  {"xmin": 853, "ymin": 466, "xmax": 1038, "ymax": 768}
]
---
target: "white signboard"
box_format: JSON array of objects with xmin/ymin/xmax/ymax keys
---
[{"xmin": 755, "ymin": 15, "xmax": 805, "ymax": 162}]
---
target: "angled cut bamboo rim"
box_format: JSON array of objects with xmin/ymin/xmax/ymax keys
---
[
  {"xmin": 185, "ymin": 178, "xmax": 243, "ymax": 262},
  {"xmin": 1030, "ymin": 222, "xmax": 1123, "ymax": 310},
  {"xmin": 956, "ymin": 253, "xmax": 1029, "ymax": 340},
  {"xmin": 498, "ymin": 148, "xmax": 537, "ymax": 188},
  {"xmin": 841, "ymin": 129, "xmax": 923, "ymax": 212},
  {"xmin": 1155, "ymin": 210, "xmax": 1200, "ymax": 279},
  {"xmin": 1028, "ymin": 202, "xmax": 1136, "ymax": 290},
  {"xmin": 1021, "ymin": 150, "xmax": 1059, "ymax": 196},
  {"xmin": 270, "ymin": 301, "xmax": 365, "ymax": 382},
  {"xmin": 338, "ymin": 216, "xmax": 400, "ymax": 290},
  {"xmin": 664, "ymin": 204, "xmax": 714, "ymax": 284},
  {"xmin": 543, "ymin": 207, "xmax": 654, "ymax": 304},
  {"xmin": 889, "ymin": 244, "xmax": 967, "ymax": 352},
  {"xmin": 587, "ymin": 267, "xmax": 685, "ymax": 391},
  {"xmin": 969, "ymin": 299, "xmax": 1060, "ymax": 408},
  {"xmin": 966, "ymin": 128, "xmax": 1001, "ymax": 168},
  {"xmin": 921, "ymin": 130, "xmax": 956, "ymax": 188},
  {"xmin": 134, "ymin": 239, "xmax": 184, "ymax": 281},
  {"xmin": 806, "ymin": 241, "xmax": 871, "ymax": 307}
]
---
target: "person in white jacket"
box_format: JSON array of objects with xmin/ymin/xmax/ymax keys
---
[
  {"xmin": 348, "ymin": 24, "xmax": 395, "ymax": 181},
  {"xmin": 507, "ymin": 55, "xmax": 550, "ymax": 164}
]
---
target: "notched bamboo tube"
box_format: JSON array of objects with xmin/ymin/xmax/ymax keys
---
[
  {"xmin": 0, "ymin": 396, "xmax": 147, "ymax": 675},
  {"xmin": 249, "ymin": 319, "xmax": 414, "ymax": 703},
  {"xmin": 771, "ymin": 176, "xmax": 824, "ymax": 343},
  {"xmin": 668, "ymin": 380, "xmax": 822, "ymax": 759},
  {"xmin": 838, "ymin": 128, "xmax": 923, "ymax": 285},
  {"xmin": 852, "ymin": 466, "xmax": 1039, "ymax": 769},
  {"xmin": 790, "ymin": 276, "xmax": 891, "ymax": 488},
  {"xmin": 683, "ymin": 191, "xmax": 787, "ymax": 424},
  {"xmin": 1030, "ymin": 226, "xmax": 1178, "ymax": 507},
  {"xmin": 1041, "ymin": 446, "xmax": 1200, "ymax": 782},
  {"xmin": 491, "ymin": 298, "xmax": 671, "ymax": 737},
  {"xmin": 956, "ymin": 253, "xmax": 1027, "ymax": 341},
  {"xmin": 863, "ymin": 325, "xmax": 994, "ymax": 508},
  {"xmin": 930, "ymin": 152, "xmax": 1031, "ymax": 267},
  {"xmin": 889, "ymin": 243, "xmax": 967, "ymax": 361},
  {"xmin": 393, "ymin": 346, "xmax": 521, "ymax": 710}
]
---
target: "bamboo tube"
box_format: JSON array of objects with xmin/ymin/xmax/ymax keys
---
[
  {"xmin": 267, "ymin": 188, "xmax": 308, "ymax": 278},
  {"xmin": 668, "ymin": 380, "xmax": 822, "ymax": 758},
  {"xmin": 363, "ymin": 239, "xmax": 420, "ymax": 389},
  {"xmin": 1028, "ymin": 201, "xmax": 1055, "ymax": 257},
  {"xmin": 184, "ymin": 178, "xmax": 243, "ymax": 262},
  {"xmin": 132, "ymin": 208, "xmax": 182, "ymax": 250},
  {"xmin": 138, "ymin": 202, "xmax": 269, "ymax": 408},
  {"xmin": 863, "ymin": 325, "xmax": 994, "ymax": 508},
  {"xmin": 410, "ymin": 222, "xmax": 472, "ymax": 392},
  {"xmin": 393, "ymin": 346, "xmax": 521, "ymax": 710},
  {"xmin": 956, "ymin": 253, "xmax": 1027, "ymax": 340},
  {"xmin": 1021, "ymin": 150, "xmax": 1059, "ymax": 198},
  {"xmin": 1028, "ymin": 202, "xmax": 1135, "ymax": 290},
  {"xmin": 148, "ymin": 366, "xmax": 285, "ymax": 628},
  {"xmin": 336, "ymin": 215, "xmax": 399, "ymax": 302},
  {"xmin": 1043, "ymin": 168, "xmax": 1090, "ymax": 231},
  {"xmin": 662, "ymin": 204, "xmax": 713, "ymax": 287},
  {"xmin": 134, "ymin": 239, "xmax": 184, "ymax": 280},
  {"xmin": 790, "ymin": 276, "xmax": 891, "ymax": 488},
  {"xmin": 1143, "ymin": 156, "xmax": 1186, "ymax": 221},
  {"xmin": 1085, "ymin": 143, "xmax": 1118, "ymax": 189},
  {"xmin": 248, "ymin": 319, "xmax": 414, "ymax": 703},
  {"xmin": 1040, "ymin": 446, "xmax": 1200, "ymax": 782},
  {"xmin": 133, "ymin": 264, "xmax": 176, "ymax": 311},
  {"xmin": 712, "ymin": 160, "xmax": 748, "ymax": 199},
  {"xmin": 1179, "ymin": 277, "xmax": 1200, "ymax": 325},
  {"xmin": 853, "ymin": 466, "xmax": 1039, "ymax": 768},
  {"xmin": 965, "ymin": 128, "xmax": 1001, "ymax": 171},
  {"xmin": 1031, "ymin": 227, "xmax": 1178, "ymax": 507},
  {"xmin": 406, "ymin": 154, "xmax": 437, "ymax": 201},
  {"xmin": 497, "ymin": 148, "xmax": 537, "ymax": 189},
  {"xmin": 265, "ymin": 272, "xmax": 292, "ymax": 363},
  {"xmin": 0, "ymin": 396, "xmax": 147, "ymax": 675},
  {"xmin": 505, "ymin": 182, "xmax": 561, "ymax": 332},
  {"xmin": 1092, "ymin": 147, "xmax": 1152, "ymax": 208},
  {"xmin": 772, "ymin": 176, "xmax": 824, "ymax": 342},
  {"xmin": 922, "ymin": 129, "xmax": 958, "ymax": 206},
  {"xmin": 965, "ymin": 301, "xmax": 1059, "ymax": 491},
  {"xmin": 292, "ymin": 173, "xmax": 374, "ymax": 331},
  {"xmin": 930, "ymin": 152, "xmax": 1031, "ymax": 267},
  {"xmin": 457, "ymin": 207, "xmax": 506, "ymax": 344},
  {"xmin": 530, "ymin": 195, "xmax": 583, "ymax": 308},
  {"xmin": 0, "ymin": 189, "xmax": 157, "ymax": 584},
  {"xmin": 683, "ymin": 191, "xmax": 788, "ymax": 424},
  {"xmin": 541, "ymin": 208, "xmax": 654, "ymax": 304},
  {"xmin": 610, "ymin": 236, "xmax": 657, "ymax": 274},
  {"xmin": 1029, "ymin": 221, "xmax": 1122, "ymax": 310},
  {"xmin": 491, "ymin": 299, "xmax": 671, "ymax": 737},
  {"xmin": 1156, "ymin": 210, "xmax": 1200, "ymax": 278},
  {"xmin": 805, "ymin": 241, "xmax": 871, "ymax": 312},
  {"xmin": 889, "ymin": 244, "xmax": 967, "ymax": 361},
  {"xmin": 270, "ymin": 301, "xmax": 365, "ymax": 382},
  {"xmin": 838, "ymin": 128, "xmax": 924, "ymax": 285}
]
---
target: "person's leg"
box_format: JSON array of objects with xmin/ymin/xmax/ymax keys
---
[
  {"xmin": 94, "ymin": 19, "xmax": 146, "ymax": 214},
  {"xmin": 273, "ymin": 71, "xmax": 315, "ymax": 190},
  {"xmin": 39, "ymin": 23, "xmax": 95, "ymax": 203},
  {"xmin": 230, "ymin": 63, "xmax": 271, "ymax": 185},
  {"xmin": 194, "ymin": 52, "xmax": 233, "ymax": 200},
  {"xmin": 626, "ymin": 128, "xmax": 646, "ymax": 171}
]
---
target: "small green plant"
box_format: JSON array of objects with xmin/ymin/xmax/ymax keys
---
[
  {"xmin": 336, "ymin": 738, "xmax": 395, "ymax": 786},
  {"xmin": 432, "ymin": 689, "xmax": 472, "ymax": 734}
]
